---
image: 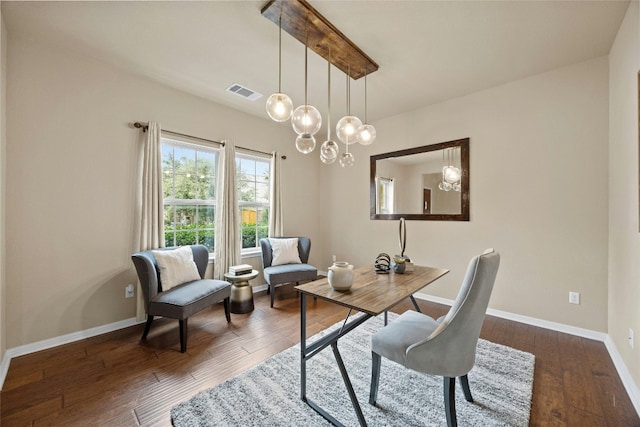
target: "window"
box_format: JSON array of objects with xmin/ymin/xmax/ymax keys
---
[
  {"xmin": 162, "ymin": 137, "xmax": 217, "ymax": 251},
  {"xmin": 237, "ymin": 154, "xmax": 270, "ymax": 251},
  {"xmin": 161, "ymin": 136, "xmax": 270, "ymax": 253},
  {"xmin": 377, "ymin": 177, "xmax": 395, "ymax": 214}
]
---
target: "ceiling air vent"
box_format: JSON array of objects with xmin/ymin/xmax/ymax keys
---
[{"xmin": 226, "ymin": 83, "xmax": 263, "ymax": 101}]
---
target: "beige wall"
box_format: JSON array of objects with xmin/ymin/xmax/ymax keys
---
[
  {"xmin": 608, "ymin": 1, "xmax": 640, "ymax": 387},
  {"xmin": 320, "ymin": 56, "xmax": 610, "ymax": 332},
  {"xmin": 0, "ymin": 7, "xmax": 7, "ymax": 363},
  {"xmin": 4, "ymin": 34, "xmax": 323, "ymax": 348}
]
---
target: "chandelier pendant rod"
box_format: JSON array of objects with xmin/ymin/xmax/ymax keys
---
[
  {"xmin": 304, "ymin": 15, "xmax": 309, "ymax": 108},
  {"xmin": 364, "ymin": 65, "xmax": 368, "ymax": 123},
  {"xmin": 278, "ymin": 12, "xmax": 283, "ymax": 93},
  {"xmin": 327, "ymin": 53, "xmax": 331, "ymax": 139},
  {"xmin": 347, "ymin": 64, "xmax": 351, "ymax": 116}
]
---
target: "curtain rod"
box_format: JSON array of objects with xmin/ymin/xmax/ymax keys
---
[{"xmin": 133, "ymin": 122, "xmax": 286, "ymax": 159}]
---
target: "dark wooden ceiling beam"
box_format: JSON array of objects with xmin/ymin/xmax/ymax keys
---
[{"xmin": 261, "ymin": 0, "xmax": 379, "ymax": 80}]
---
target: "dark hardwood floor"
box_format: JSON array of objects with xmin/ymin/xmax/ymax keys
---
[{"xmin": 1, "ymin": 284, "xmax": 639, "ymax": 426}]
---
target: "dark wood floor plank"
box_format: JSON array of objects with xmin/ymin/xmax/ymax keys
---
[
  {"xmin": 1, "ymin": 291, "xmax": 638, "ymax": 427},
  {"xmin": 529, "ymin": 327, "xmax": 567, "ymax": 425},
  {"xmin": 558, "ymin": 333, "xmax": 604, "ymax": 417},
  {"xmin": 565, "ymin": 404, "xmax": 605, "ymax": 427},
  {"xmin": 511, "ymin": 321, "xmax": 537, "ymax": 354},
  {"xmin": 581, "ymin": 338, "xmax": 640, "ymax": 426},
  {"xmin": 530, "ymin": 370, "xmax": 567, "ymax": 425},
  {"xmin": 1, "ymin": 394, "xmax": 62, "ymax": 426}
]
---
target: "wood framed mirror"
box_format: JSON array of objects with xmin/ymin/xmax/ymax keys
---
[{"xmin": 370, "ymin": 138, "xmax": 470, "ymax": 221}]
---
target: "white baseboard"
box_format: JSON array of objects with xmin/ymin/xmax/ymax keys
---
[
  {"xmin": 414, "ymin": 292, "xmax": 607, "ymax": 341},
  {"xmin": 605, "ymin": 336, "xmax": 640, "ymax": 416},
  {"xmin": 0, "ymin": 317, "xmax": 142, "ymax": 390},
  {"xmin": 414, "ymin": 292, "xmax": 638, "ymax": 417}
]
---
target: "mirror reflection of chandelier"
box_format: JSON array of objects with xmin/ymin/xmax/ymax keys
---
[{"xmin": 439, "ymin": 147, "xmax": 461, "ymax": 192}]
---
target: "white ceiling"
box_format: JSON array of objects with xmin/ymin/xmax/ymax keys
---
[{"xmin": 1, "ymin": 1, "xmax": 630, "ymax": 123}]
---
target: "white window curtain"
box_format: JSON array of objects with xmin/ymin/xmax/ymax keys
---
[
  {"xmin": 213, "ymin": 140, "xmax": 241, "ymax": 280},
  {"xmin": 134, "ymin": 121, "xmax": 164, "ymax": 321},
  {"xmin": 268, "ymin": 151, "xmax": 283, "ymax": 237}
]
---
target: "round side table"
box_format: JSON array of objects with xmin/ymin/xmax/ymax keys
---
[{"xmin": 224, "ymin": 270, "xmax": 258, "ymax": 314}]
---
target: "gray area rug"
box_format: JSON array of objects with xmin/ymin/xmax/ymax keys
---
[{"xmin": 171, "ymin": 313, "xmax": 535, "ymax": 426}]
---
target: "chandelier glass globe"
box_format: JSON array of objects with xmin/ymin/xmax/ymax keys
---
[
  {"xmin": 320, "ymin": 152, "xmax": 336, "ymax": 164},
  {"xmin": 438, "ymin": 181, "xmax": 452, "ymax": 191},
  {"xmin": 339, "ymin": 152, "xmax": 355, "ymax": 168},
  {"xmin": 336, "ymin": 115, "xmax": 362, "ymax": 145},
  {"xmin": 443, "ymin": 166, "xmax": 461, "ymax": 183},
  {"xmin": 320, "ymin": 140, "xmax": 339, "ymax": 161},
  {"xmin": 266, "ymin": 93, "xmax": 293, "ymax": 122},
  {"xmin": 357, "ymin": 124, "xmax": 376, "ymax": 146},
  {"xmin": 295, "ymin": 133, "xmax": 316, "ymax": 154},
  {"xmin": 291, "ymin": 105, "xmax": 322, "ymax": 136}
]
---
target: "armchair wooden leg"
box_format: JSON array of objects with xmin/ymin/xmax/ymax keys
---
[
  {"xmin": 369, "ymin": 351, "xmax": 381, "ymax": 405},
  {"xmin": 223, "ymin": 297, "xmax": 231, "ymax": 322},
  {"xmin": 179, "ymin": 318, "xmax": 188, "ymax": 353},
  {"xmin": 141, "ymin": 315, "xmax": 154, "ymax": 341},
  {"xmin": 444, "ymin": 377, "xmax": 457, "ymax": 427},
  {"xmin": 459, "ymin": 374, "xmax": 473, "ymax": 402},
  {"xmin": 270, "ymin": 284, "xmax": 275, "ymax": 308}
]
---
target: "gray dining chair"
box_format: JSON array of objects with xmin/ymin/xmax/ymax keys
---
[
  {"xmin": 369, "ymin": 248, "xmax": 500, "ymax": 427},
  {"xmin": 260, "ymin": 237, "xmax": 317, "ymax": 308}
]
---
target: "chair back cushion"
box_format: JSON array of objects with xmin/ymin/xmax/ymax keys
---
[
  {"xmin": 269, "ymin": 238, "xmax": 302, "ymax": 266},
  {"xmin": 151, "ymin": 246, "xmax": 201, "ymax": 291},
  {"xmin": 260, "ymin": 237, "xmax": 311, "ymax": 268}
]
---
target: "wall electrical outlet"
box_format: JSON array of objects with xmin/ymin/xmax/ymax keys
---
[
  {"xmin": 629, "ymin": 328, "xmax": 634, "ymax": 349},
  {"xmin": 569, "ymin": 291, "xmax": 580, "ymax": 305},
  {"xmin": 332, "ymin": 254, "xmax": 336, "ymax": 262},
  {"xmin": 125, "ymin": 284, "xmax": 135, "ymax": 299}
]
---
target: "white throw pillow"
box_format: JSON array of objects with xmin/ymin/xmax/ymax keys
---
[
  {"xmin": 152, "ymin": 246, "xmax": 201, "ymax": 291},
  {"xmin": 269, "ymin": 238, "xmax": 302, "ymax": 266}
]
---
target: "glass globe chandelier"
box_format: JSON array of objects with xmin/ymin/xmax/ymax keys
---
[
  {"xmin": 261, "ymin": 0, "xmax": 380, "ymax": 166},
  {"xmin": 439, "ymin": 148, "xmax": 462, "ymax": 192},
  {"xmin": 295, "ymin": 132, "xmax": 317, "ymax": 154},
  {"xmin": 291, "ymin": 28, "xmax": 321, "ymax": 154},
  {"xmin": 336, "ymin": 69, "xmax": 361, "ymax": 146},
  {"xmin": 339, "ymin": 150, "xmax": 355, "ymax": 168},
  {"xmin": 357, "ymin": 68, "xmax": 376, "ymax": 146},
  {"xmin": 320, "ymin": 59, "xmax": 339, "ymax": 164},
  {"xmin": 265, "ymin": 13, "xmax": 293, "ymax": 122}
]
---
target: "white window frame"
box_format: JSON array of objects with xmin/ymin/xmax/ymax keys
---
[
  {"xmin": 377, "ymin": 176, "xmax": 395, "ymax": 214},
  {"xmin": 236, "ymin": 151, "xmax": 271, "ymax": 255},
  {"xmin": 160, "ymin": 134, "xmax": 271, "ymax": 256},
  {"xmin": 161, "ymin": 136, "xmax": 218, "ymax": 252}
]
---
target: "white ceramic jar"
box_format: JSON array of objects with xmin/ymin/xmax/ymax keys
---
[{"xmin": 328, "ymin": 261, "xmax": 354, "ymax": 291}]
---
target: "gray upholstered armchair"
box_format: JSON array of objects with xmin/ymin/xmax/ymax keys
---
[
  {"xmin": 131, "ymin": 245, "xmax": 231, "ymax": 353},
  {"xmin": 369, "ymin": 249, "xmax": 500, "ymax": 427},
  {"xmin": 259, "ymin": 237, "xmax": 317, "ymax": 308}
]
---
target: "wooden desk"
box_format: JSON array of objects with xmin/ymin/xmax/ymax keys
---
[{"xmin": 295, "ymin": 265, "xmax": 449, "ymax": 426}]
